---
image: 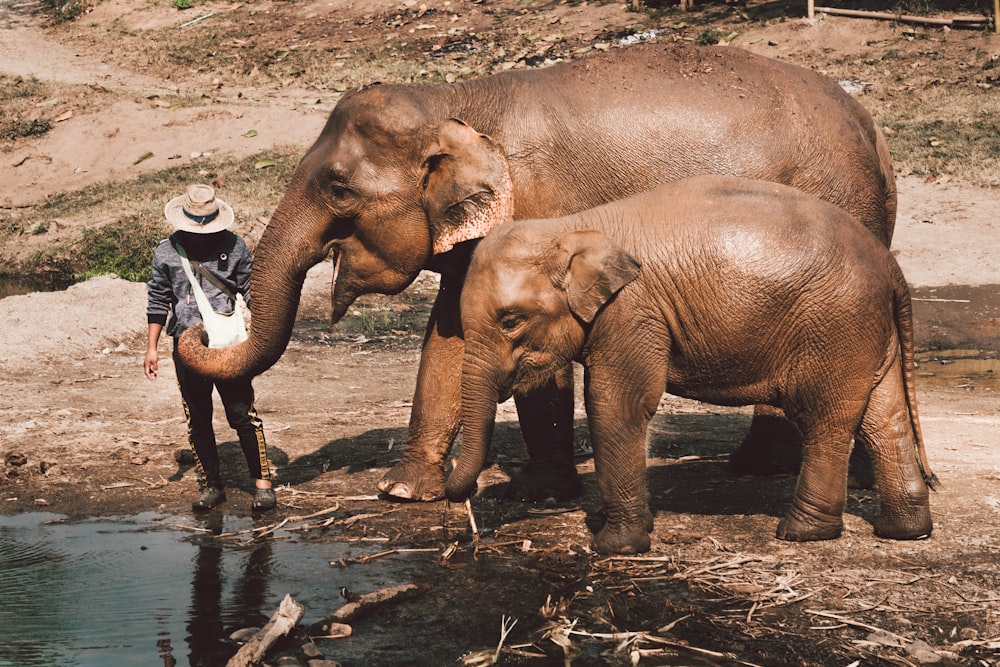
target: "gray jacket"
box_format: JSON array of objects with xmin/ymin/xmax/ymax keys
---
[{"xmin": 146, "ymin": 231, "xmax": 252, "ymax": 338}]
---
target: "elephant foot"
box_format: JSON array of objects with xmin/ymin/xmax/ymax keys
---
[
  {"xmin": 873, "ymin": 505, "xmax": 932, "ymax": 541},
  {"xmin": 590, "ymin": 509, "xmax": 654, "ymax": 555},
  {"xmin": 775, "ymin": 512, "xmax": 843, "ymax": 542},
  {"xmin": 508, "ymin": 462, "xmax": 582, "ymax": 502},
  {"xmin": 377, "ymin": 461, "xmax": 446, "ymax": 502},
  {"xmin": 593, "ymin": 519, "xmax": 653, "ymax": 555},
  {"xmin": 728, "ymin": 415, "xmax": 803, "ymax": 476},
  {"xmin": 510, "ymin": 463, "xmax": 583, "ymax": 503}
]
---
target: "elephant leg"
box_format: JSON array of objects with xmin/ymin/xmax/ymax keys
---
[
  {"xmin": 728, "ymin": 405, "xmax": 802, "ymax": 474},
  {"xmin": 509, "ymin": 363, "xmax": 581, "ymax": 502},
  {"xmin": 855, "ymin": 355, "xmax": 932, "ymax": 540},
  {"xmin": 377, "ymin": 277, "xmax": 464, "ymax": 501},
  {"xmin": 585, "ymin": 362, "xmax": 659, "ymax": 555},
  {"xmin": 776, "ymin": 401, "xmax": 865, "ymax": 542},
  {"xmin": 730, "ymin": 405, "xmax": 877, "ymax": 489}
]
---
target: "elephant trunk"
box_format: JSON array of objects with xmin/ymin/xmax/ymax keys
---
[
  {"xmin": 177, "ymin": 202, "xmax": 328, "ymax": 381},
  {"xmin": 445, "ymin": 350, "xmax": 504, "ymax": 501}
]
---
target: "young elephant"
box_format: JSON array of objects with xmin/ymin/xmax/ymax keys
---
[{"xmin": 447, "ymin": 175, "xmax": 936, "ymax": 555}]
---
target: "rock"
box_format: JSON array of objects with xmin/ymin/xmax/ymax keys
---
[
  {"xmin": 5, "ymin": 452, "xmax": 28, "ymax": 467},
  {"xmin": 866, "ymin": 629, "xmax": 905, "ymax": 647},
  {"xmin": 301, "ymin": 641, "xmax": 323, "ymax": 658},
  {"xmin": 109, "ymin": 447, "xmax": 136, "ymax": 462},
  {"xmin": 906, "ymin": 639, "xmax": 942, "ymax": 664},
  {"xmin": 229, "ymin": 627, "xmax": 261, "ymax": 642},
  {"xmin": 175, "ymin": 448, "xmax": 196, "ymax": 464}
]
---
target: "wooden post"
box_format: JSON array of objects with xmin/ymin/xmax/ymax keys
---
[{"xmin": 808, "ymin": 0, "xmax": 815, "ymax": 19}]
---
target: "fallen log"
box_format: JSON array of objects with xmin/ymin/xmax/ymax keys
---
[
  {"xmin": 808, "ymin": 3, "xmax": 991, "ymax": 28},
  {"xmin": 226, "ymin": 594, "xmax": 305, "ymax": 667},
  {"xmin": 309, "ymin": 584, "xmax": 424, "ymax": 634}
]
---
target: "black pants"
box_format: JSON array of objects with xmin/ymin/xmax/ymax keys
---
[{"xmin": 173, "ymin": 345, "xmax": 270, "ymax": 489}]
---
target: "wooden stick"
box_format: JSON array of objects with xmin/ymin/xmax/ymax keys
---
[
  {"xmin": 805, "ymin": 609, "xmax": 912, "ymax": 644},
  {"xmin": 251, "ymin": 504, "xmax": 341, "ymax": 540},
  {"xmin": 812, "ymin": 6, "xmax": 988, "ymax": 27},
  {"xmin": 309, "ymin": 584, "xmax": 423, "ymax": 634},
  {"xmin": 226, "ymin": 594, "xmax": 304, "ymax": 667},
  {"xmin": 465, "ymin": 498, "xmax": 480, "ymax": 556}
]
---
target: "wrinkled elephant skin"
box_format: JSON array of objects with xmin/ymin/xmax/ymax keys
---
[
  {"xmin": 449, "ymin": 176, "xmax": 935, "ymax": 555},
  {"xmin": 176, "ymin": 43, "xmax": 896, "ymax": 503}
]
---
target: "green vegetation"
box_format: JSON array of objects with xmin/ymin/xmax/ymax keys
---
[
  {"xmin": 0, "ymin": 118, "xmax": 51, "ymax": 142},
  {"xmin": 695, "ymin": 27, "xmax": 723, "ymax": 45},
  {"xmin": 42, "ymin": 0, "xmax": 91, "ymax": 22},
  {"xmin": 77, "ymin": 215, "xmax": 166, "ymax": 282}
]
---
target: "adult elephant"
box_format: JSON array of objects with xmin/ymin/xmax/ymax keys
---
[{"xmin": 178, "ymin": 42, "xmax": 896, "ymax": 502}]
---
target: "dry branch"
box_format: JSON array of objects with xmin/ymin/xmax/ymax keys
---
[
  {"xmin": 251, "ymin": 504, "xmax": 342, "ymax": 540},
  {"xmin": 806, "ymin": 609, "xmax": 912, "ymax": 644},
  {"xmin": 309, "ymin": 584, "xmax": 424, "ymax": 634},
  {"xmin": 810, "ymin": 5, "xmax": 990, "ymax": 27},
  {"xmin": 225, "ymin": 594, "xmax": 304, "ymax": 667}
]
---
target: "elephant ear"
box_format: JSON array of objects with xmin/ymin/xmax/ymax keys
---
[
  {"xmin": 553, "ymin": 230, "xmax": 641, "ymax": 324},
  {"xmin": 421, "ymin": 118, "xmax": 514, "ymax": 255}
]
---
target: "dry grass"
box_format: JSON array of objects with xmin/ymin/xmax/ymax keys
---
[
  {"xmin": 812, "ymin": 30, "xmax": 1000, "ymax": 186},
  {"xmin": 0, "ymin": 76, "xmax": 59, "ymax": 146},
  {"xmin": 0, "ymin": 147, "xmax": 301, "ymax": 280}
]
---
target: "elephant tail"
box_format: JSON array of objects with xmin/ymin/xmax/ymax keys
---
[{"xmin": 893, "ymin": 265, "xmax": 939, "ymax": 490}]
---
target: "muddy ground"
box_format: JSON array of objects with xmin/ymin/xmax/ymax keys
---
[{"xmin": 2, "ymin": 0, "xmax": 1000, "ymax": 665}]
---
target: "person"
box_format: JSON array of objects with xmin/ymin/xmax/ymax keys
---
[{"xmin": 144, "ymin": 184, "xmax": 276, "ymax": 513}]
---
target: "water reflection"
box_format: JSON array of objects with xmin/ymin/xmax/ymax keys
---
[
  {"xmin": 0, "ymin": 513, "xmax": 410, "ymax": 666},
  {"xmin": 183, "ymin": 513, "xmax": 273, "ymax": 667}
]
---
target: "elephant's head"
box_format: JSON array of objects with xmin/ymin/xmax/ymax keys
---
[
  {"xmin": 445, "ymin": 225, "xmax": 641, "ymax": 500},
  {"xmin": 178, "ymin": 85, "xmax": 513, "ymax": 379}
]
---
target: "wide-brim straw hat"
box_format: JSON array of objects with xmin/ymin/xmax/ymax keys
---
[{"xmin": 164, "ymin": 184, "xmax": 234, "ymax": 234}]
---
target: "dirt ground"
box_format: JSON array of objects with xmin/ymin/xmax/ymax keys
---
[{"xmin": 2, "ymin": 1, "xmax": 1000, "ymax": 665}]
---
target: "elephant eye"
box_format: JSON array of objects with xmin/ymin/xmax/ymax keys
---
[
  {"xmin": 499, "ymin": 311, "xmax": 526, "ymax": 332},
  {"xmin": 329, "ymin": 183, "xmax": 353, "ymax": 200}
]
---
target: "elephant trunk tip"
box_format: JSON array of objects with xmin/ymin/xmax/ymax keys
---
[
  {"xmin": 444, "ymin": 474, "xmax": 478, "ymax": 503},
  {"xmin": 176, "ymin": 323, "xmax": 209, "ymax": 359}
]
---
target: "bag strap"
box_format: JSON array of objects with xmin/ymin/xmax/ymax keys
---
[
  {"xmin": 172, "ymin": 239, "xmax": 238, "ymax": 302},
  {"xmin": 189, "ymin": 258, "xmax": 237, "ymax": 303},
  {"xmin": 174, "ymin": 242, "xmax": 217, "ymax": 320}
]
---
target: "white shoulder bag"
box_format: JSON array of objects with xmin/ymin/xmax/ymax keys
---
[{"xmin": 175, "ymin": 244, "xmax": 249, "ymax": 349}]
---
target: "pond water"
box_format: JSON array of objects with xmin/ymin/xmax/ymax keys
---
[
  {"xmin": 0, "ymin": 276, "xmax": 72, "ymax": 300},
  {"xmin": 0, "ymin": 512, "xmax": 419, "ymax": 667}
]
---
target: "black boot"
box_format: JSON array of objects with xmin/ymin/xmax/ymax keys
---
[
  {"xmin": 251, "ymin": 487, "xmax": 276, "ymax": 512},
  {"xmin": 193, "ymin": 486, "xmax": 226, "ymax": 512}
]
